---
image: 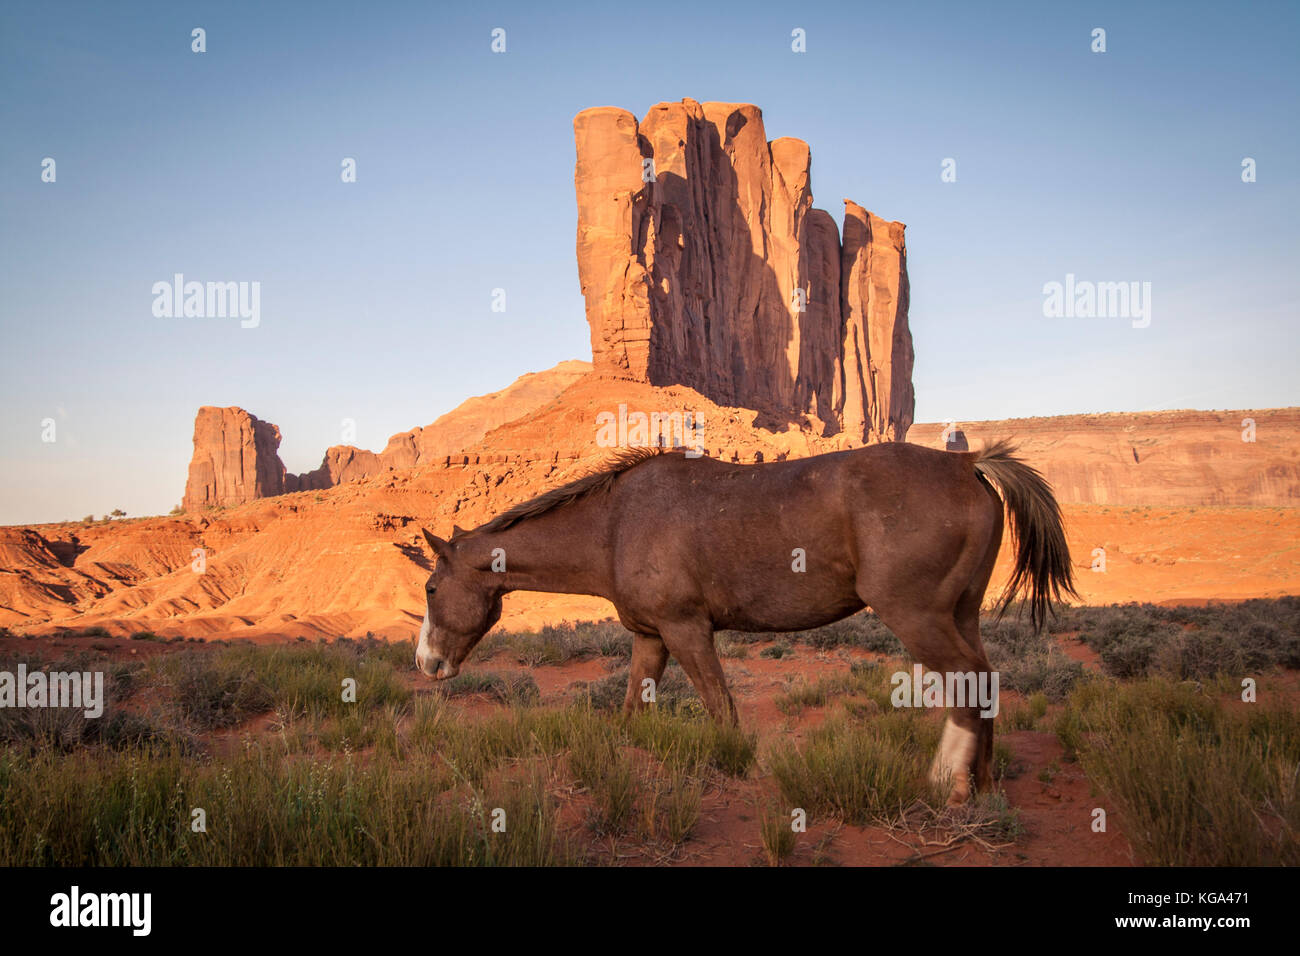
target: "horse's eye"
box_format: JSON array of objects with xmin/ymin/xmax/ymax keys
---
[{"xmin": 426, "ymin": 586, "xmax": 436, "ymax": 595}]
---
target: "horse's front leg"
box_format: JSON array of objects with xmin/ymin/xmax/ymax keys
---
[
  {"xmin": 659, "ymin": 620, "xmax": 738, "ymax": 726},
  {"xmin": 622, "ymin": 633, "xmax": 669, "ymax": 716}
]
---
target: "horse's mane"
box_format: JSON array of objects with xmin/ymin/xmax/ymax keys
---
[{"xmin": 466, "ymin": 446, "xmax": 678, "ymax": 537}]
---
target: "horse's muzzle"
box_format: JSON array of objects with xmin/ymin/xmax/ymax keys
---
[{"xmin": 417, "ymin": 654, "xmax": 458, "ymax": 680}]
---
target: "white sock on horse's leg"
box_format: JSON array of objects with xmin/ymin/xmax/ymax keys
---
[{"xmin": 929, "ymin": 717, "xmax": 977, "ymax": 802}]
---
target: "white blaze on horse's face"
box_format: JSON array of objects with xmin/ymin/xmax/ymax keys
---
[
  {"xmin": 415, "ymin": 611, "xmax": 435, "ymax": 674},
  {"xmin": 416, "ymin": 605, "xmax": 459, "ymax": 680}
]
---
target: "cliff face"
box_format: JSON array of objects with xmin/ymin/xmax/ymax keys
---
[
  {"xmin": 573, "ymin": 98, "xmax": 914, "ymax": 442},
  {"xmin": 910, "ymin": 408, "xmax": 1300, "ymax": 507}
]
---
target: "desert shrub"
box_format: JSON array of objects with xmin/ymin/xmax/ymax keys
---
[
  {"xmin": 624, "ymin": 708, "xmax": 756, "ymax": 777},
  {"xmin": 1060, "ymin": 599, "xmax": 1300, "ymax": 678},
  {"xmin": 759, "ymin": 801, "xmax": 797, "ymax": 866},
  {"xmin": 0, "ymin": 700, "xmax": 185, "ymax": 754},
  {"xmin": 0, "ymin": 652, "xmax": 184, "ymax": 752},
  {"xmin": 998, "ymin": 693, "xmax": 1048, "ymax": 732},
  {"xmin": 716, "ymin": 610, "xmax": 906, "ymax": 656},
  {"xmin": 979, "ymin": 620, "xmax": 1084, "ymax": 700},
  {"xmin": 472, "ymin": 620, "xmax": 631, "ymax": 665},
  {"xmin": 715, "ymin": 635, "xmax": 750, "ymax": 659},
  {"xmin": 161, "ymin": 653, "xmax": 275, "ymax": 730},
  {"xmin": 329, "ymin": 634, "xmax": 416, "ymax": 672},
  {"xmin": 776, "ymin": 663, "xmax": 898, "ymax": 716},
  {"xmin": 566, "ymin": 717, "xmax": 636, "ymax": 833},
  {"xmin": 61, "ymin": 626, "xmax": 111, "ymax": 640},
  {"xmin": 1057, "ymin": 678, "xmax": 1299, "ymax": 865},
  {"xmin": 576, "ymin": 663, "xmax": 699, "ymax": 714},
  {"xmin": 767, "ymin": 710, "xmax": 941, "ymax": 824},
  {"xmin": 438, "ymin": 671, "xmax": 540, "ymax": 707}
]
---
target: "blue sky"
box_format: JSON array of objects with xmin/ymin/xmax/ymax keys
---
[{"xmin": 1, "ymin": 0, "xmax": 1296, "ymax": 525}]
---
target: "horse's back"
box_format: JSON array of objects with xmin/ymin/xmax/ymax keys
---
[{"xmin": 605, "ymin": 444, "xmax": 997, "ymax": 631}]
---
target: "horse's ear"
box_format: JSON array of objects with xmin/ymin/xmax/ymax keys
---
[
  {"xmin": 421, "ymin": 528, "xmax": 452, "ymax": 560},
  {"xmin": 452, "ymin": 524, "xmax": 468, "ymax": 539}
]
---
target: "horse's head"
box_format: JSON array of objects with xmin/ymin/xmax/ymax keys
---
[{"xmin": 415, "ymin": 527, "xmax": 502, "ymax": 679}]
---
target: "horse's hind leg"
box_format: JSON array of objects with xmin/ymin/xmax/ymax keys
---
[
  {"xmin": 932, "ymin": 709, "xmax": 982, "ymax": 805},
  {"xmin": 956, "ymin": 493, "xmax": 1004, "ymax": 794},
  {"xmin": 659, "ymin": 620, "xmax": 738, "ymax": 726},
  {"xmin": 955, "ymin": 595, "xmax": 996, "ymax": 793},
  {"xmin": 623, "ymin": 633, "xmax": 670, "ymax": 716},
  {"xmin": 871, "ymin": 606, "xmax": 991, "ymax": 805}
]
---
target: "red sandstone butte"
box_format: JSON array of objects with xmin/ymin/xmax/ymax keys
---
[
  {"xmin": 181, "ymin": 361, "xmax": 591, "ymax": 511},
  {"xmin": 573, "ymin": 98, "xmax": 914, "ymax": 442},
  {"xmin": 181, "ymin": 406, "xmax": 292, "ymax": 510}
]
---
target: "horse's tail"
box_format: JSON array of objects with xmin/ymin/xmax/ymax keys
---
[{"xmin": 972, "ymin": 439, "xmax": 1078, "ymax": 629}]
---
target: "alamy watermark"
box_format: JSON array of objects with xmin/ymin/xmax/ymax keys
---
[
  {"xmin": 596, "ymin": 403, "xmax": 704, "ymax": 457},
  {"xmin": 152, "ymin": 273, "xmax": 260, "ymax": 328},
  {"xmin": 890, "ymin": 663, "xmax": 999, "ymax": 718},
  {"xmin": 0, "ymin": 664, "xmax": 104, "ymax": 718},
  {"xmin": 1042, "ymin": 273, "xmax": 1151, "ymax": 328},
  {"xmin": 50, "ymin": 886, "xmax": 150, "ymax": 936}
]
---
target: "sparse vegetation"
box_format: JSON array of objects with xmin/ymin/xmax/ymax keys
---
[
  {"xmin": 1, "ymin": 597, "xmax": 1296, "ymax": 866},
  {"xmin": 759, "ymin": 641, "xmax": 794, "ymax": 660},
  {"xmin": 1056, "ymin": 678, "xmax": 1299, "ymax": 865},
  {"xmin": 438, "ymin": 670, "xmax": 540, "ymax": 706},
  {"xmin": 161, "ymin": 652, "xmax": 275, "ymax": 730},
  {"xmin": 1052, "ymin": 597, "xmax": 1300, "ymax": 677},
  {"xmin": 767, "ymin": 710, "xmax": 942, "ymax": 825},
  {"xmin": 576, "ymin": 662, "xmax": 700, "ymax": 714},
  {"xmin": 655, "ymin": 768, "xmax": 704, "ymax": 844},
  {"xmin": 759, "ymin": 802, "xmax": 797, "ymax": 865},
  {"xmin": 472, "ymin": 619, "xmax": 631, "ymax": 665},
  {"xmin": 775, "ymin": 664, "xmax": 895, "ymax": 716},
  {"xmin": 61, "ymin": 626, "xmax": 112, "ymax": 640},
  {"xmin": 998, "ymin": 691, "xmax": 1049, "ymax": 731},
  {"xmin": 568, "ymin": 717, "xmax": 637, "ymax": 833},
  {"xmin": 448, "ymin": 598, "xmax": 1300, "ymax": 685},
  {"xmin": 0, "ymin": 639, "xmax": 756, "ymax": 865},
  {"xmin": 980, "ymin": 620, "xmax": 1085, "ymax": 700}
]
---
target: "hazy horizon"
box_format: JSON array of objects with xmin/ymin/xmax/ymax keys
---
[{"xmin": 2, "ymin": 0, "xmax": 1297, "ymax": 525}]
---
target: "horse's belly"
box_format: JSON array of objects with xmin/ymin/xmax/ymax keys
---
[
  {"xmin": 703, "ymin": 575, "xmax": 864, "ymax": 632},
  {"xmin": 712, "ymin": 600, "xmax": 865, "ymax": 633}
]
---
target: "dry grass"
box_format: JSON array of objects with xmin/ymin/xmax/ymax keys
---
[{"xmin": 1057, "ymin": 677, "xmax": 1299, "ymax": 865}]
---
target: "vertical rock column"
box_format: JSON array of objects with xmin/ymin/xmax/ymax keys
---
[
  {"xmin": 181, "ymin": 407, "xmax": 291, "ymax": 511},
  {"xmin": 573, "ymin": 98, "xmax": 914, "ymax": 443},
  {"xmin": 838, "ymin": 201, "xmax": 914, "ymax": 442}
]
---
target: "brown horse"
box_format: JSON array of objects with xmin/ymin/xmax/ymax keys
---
[{"xmin": 415, "ymin": 440, "xmax": 1076, "ymax": 802}]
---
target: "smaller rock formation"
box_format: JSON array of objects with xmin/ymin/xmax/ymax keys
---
[
  {"xmin": 181, "ymin": 407, "xmax": 293, "ymax": 510},
  {"xmin": 287, "ymin": 446, "xmax": 382, "ymax": 493},
  {"xmin": 180, "ymin": 361, "xmax": 592, "ymax": 511}
]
